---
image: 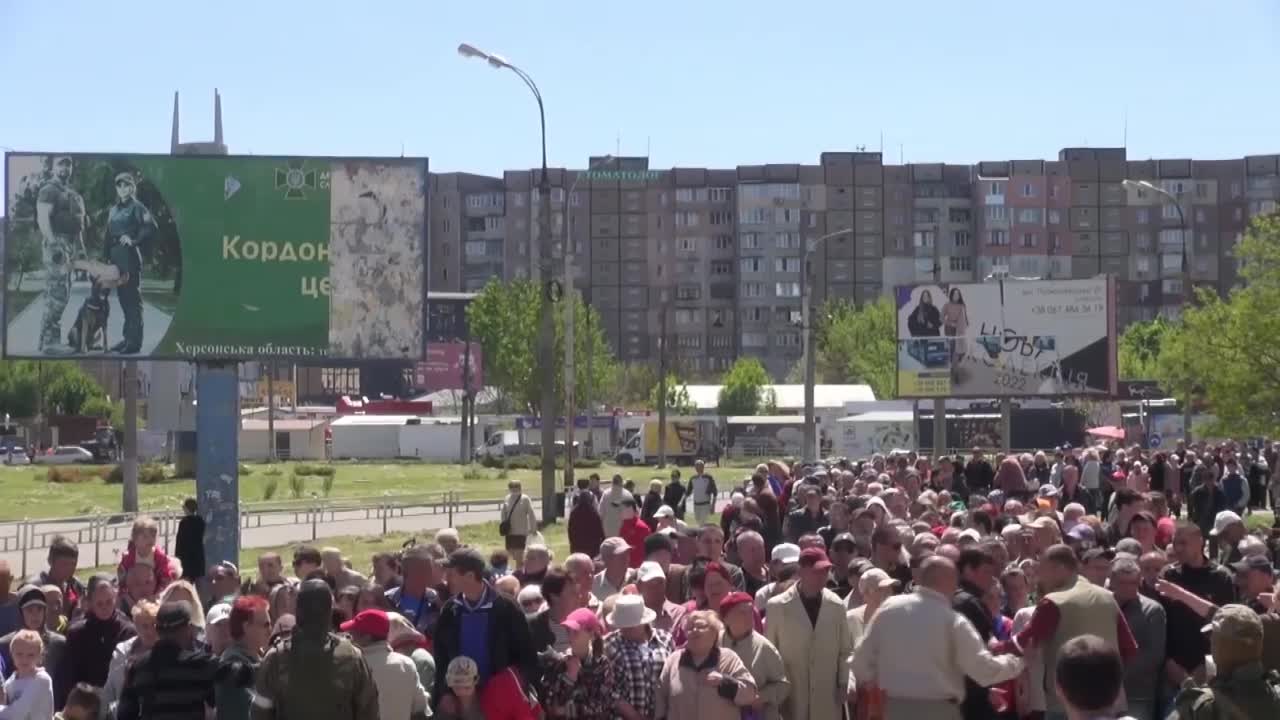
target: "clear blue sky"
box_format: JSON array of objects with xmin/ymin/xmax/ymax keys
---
[{"xmin": 2, "ymin": 1, "xmax": 1277, "ymax": 174}]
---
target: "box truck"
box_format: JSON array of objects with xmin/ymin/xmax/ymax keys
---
[{"xmin": 614, "ymin": 419, "xmax": 718, "ymax": 466}]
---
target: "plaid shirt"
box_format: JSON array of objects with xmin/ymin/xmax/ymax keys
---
[
  {"xmin": 603, "ymin": 627, "xmax": 673, "ymax": 719},
  {"xmin": 540, "ymin": 651, "xmax": 614, "ymax": 719}
]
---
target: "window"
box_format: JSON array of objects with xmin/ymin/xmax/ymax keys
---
[
  {"xmin": 1049, "ymin": 232, "xmax": 1061, "ymax": 250},
  {"xmin": 1162, "ymin": 203, "xmax": 1180, "ymax": 220},
  {"xmin": 1017, "ymin": 208, "xmax": 1041, "ymax": 224},
  {"xmin": 1048, "ymin": 183, "xmax": 1058, "ymax": 199},
  {"xmin": 738, "ymin": 183, "xmax": 801, "ymax": 201},
  {"xmin": 989, "ymin": 230, "xmax": 1008, "ymax": 246},
  {"xmin": 709, "ymin": 187, "xmax": 731, "ymax": 203},
  {"xmin": 775, "ymin": 282, "xmax": 800, "ymax": 297},
  {"xmin": 677, "ymin": 285, "xmax": 701, "ymax": 300},
  {"xmin": 442, "ymin": 218, "xmax": 451, "ymax": 233},
  {"xmin": 676, "ymin": 189, "xmax": 694, "ymax": 203},
  {"xmin": 676, "ymin": 237, "xmax": 697, "ymax": 252},
  {"xmin": 890, "ymin": 212, "xmax": 906, "ymax": 226},
  {"xmin": 953, "ymin": 230, "xmax": 971, "ymax": 248},
  {"xmin": 465, "ymin": 241, "xmax": 486, "ymax": 257},
  {"xmin": 775, "ymin": 232, "xmax": 800, "ymax": 249},
  {"xmin": 742, "ymin": 283, "xmax": 766, "ymax": 298},
  {"xmin": 518, "ymin": 241, "xmax": 527, "ymax": 256},
  {"xmin": 776, "ymin": 333, "xmax": 801, "ymax": 348},
  {"xmin": 774, "ymin": 308, "xmax": 802, "ymax": 325},
  {"xmin": 1195, "ymin": 208, "xmax": 1206, "ymax": 224},
  {"xmin": 678, "ymin": 335, "xmax": 702, "ymax": 350},
  {"xmin": 808, "ymin": 214, "xmax": 818, "ymax": 228},
  {"xmin": 675, "ymin": 211, "xmax": 700, "ymax": 227},
  {"xmin": 714, "ymin": 234, "xmax": 734, "ymax": 250},
  {"xmin": 1162, "ymin": 279, "xmax": 1183, "ymax": 295},
  {"xmin": 892, "ymin": 235, "xmax": 906, "ymax": 252},
  {"xmin": 742, "ymin": 333, "xmax": 768, "ymax": 348},
  {"xmin": 775, "ymin": 257, "xmax": 801, "ymax": 273},
  {"xmin": 1136, "ymin": 208, "xmax": 1149, "ymax": 224},
  {"xmin": 986, "ymin": 206, "xmax": 1007, "ymax": 221},
  {"xmin": 551, "ymin": 188, "xmax": 565, "ymax": 203},
  {"xmin": 913, "ymin": 209, "xmax": 939, "ymax": 224},
  {"xmin": 320, "ymin": 367, "xmax": 361, "ymax": 395},
  {"xmin": 1234, "ymin": 208, "xmax": 1243, "ymax": 221},
  {"xmin": 912, "ymin": 230, "xmax": 935, "ymax": 248},
  {"xmin": 1231, "ymin": 182, "xmax": 1242, "ymax": 198},
  {"xmin": 989, "ymin": 181, "xmax": 1004, "ymax": 196},
  {"xmin": 675, "ymin": 309, "xmax": 702, "ymax": 324},
  {"xmin": 739, "ymin": 208, "xmax": 772, "ymax": 225},
  {"xmin": 949, "ymin": 208, "xmax": 971, "ymax": 223},
  {"xmin": 776, "ymin": 208, "xmax": 799, "ymax": 224},
  {"xmin": 949, "ymin": 256, "xmax": 973, "ymax": 272},
  {"xmin": 1162, "ymin": 180, "xmax": 1187, "ymax": 196},
  {"xmin": 485, "ymin": 216, "xmax": 503, "ymax": 231},
  {"xmin": 1161, "ymin": 253, "xmax": 1182, "ymax": 272},
  {"xmin": 1048, "ymin": 209, "xmax": 1061, "ymax": 225},
  {"xmin": 1195, "ymin": 182, "xmax": 1208, "ymax": 199},
  {"xmin": 710, "ymin": 335, "xmax": 732, "ymax": 349},
  {"xmin": 710, "ymin": 261, "xmax": 732, "ymax": 275},
  {"xmin": 740, "ymin": 257, "xmax": 764, "ymax": 273},
  {"xmin": 1021, "ymin": 232, "xmax": 1038, "ymax": 248},
  {"xmin": 466, "ymin": 193, "xmax": 503, "ymax": 210},
  {"xmin": 1134, "ymin": 232, "xmax": 1151, "ymax": 251},
  {"xmin": 709, "ymin": 211, "xmax": 732, "ymax": 225},
  {"xmin": 741, "ymin": 233, "xmax": 762, "ymax": 249},
  {"xmin": 746, "ymin": 307, "xmax": 767, "ymax": 322},
  {"xmin": 1022, "ymin": 183, "xmax": 1034, "ymax": 198}
]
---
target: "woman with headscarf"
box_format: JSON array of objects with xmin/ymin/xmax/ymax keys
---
[
  {"xmin": 641, "ymin": 479, "xmax": 665, "ymax": 527},
  {"xmin": 567, "ymin": 488, "xmax": 605, "ymax": 558},
  {"xmin": 907, "ymin": 289, "xmax": 942, "ymax": 337}
]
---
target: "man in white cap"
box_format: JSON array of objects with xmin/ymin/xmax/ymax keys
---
[
  {"xmin": 603, "ymin": 594, "xmax": 672, "ymax": 720},
  {"xmin": 204, "ymin": 602, "xmax": 232, "ymax": 656},
  {"xmin": 754, "ymin": 544, "xmax": 801, "ymax": 611},
  {"xmin": 592, "ymin": 538, "xmax": 636, "ymax": 601},
  {"xmin": 846, "ymin": 568, "xmax": 899, "ymax": 641},
  {"xmin": 636, "ymin": 561, "xmax": 686, "ymax": 634},
  {"xmin": 1208, "ymin": 510, "xmax": 1245, "ymax": 566}
]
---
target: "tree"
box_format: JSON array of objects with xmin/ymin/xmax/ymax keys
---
[
  {"xmin": 649, "ymin": 373, "xmax": 696, "ymax": 415},
  {"xmin": 1152, "ymin": 213, "xmax": 1280, "ymax": 437},
  {"xmin": 466, "ymin": 279, "xmax": 616, "ymax": 416},
  {"xmin": 599, "ymin": 361, "xmax": 658, "ymax": 409},
  {"xmin": 717, "ymin": 357, "xmax": 772, "ymax": 415},
  {"xmin": 800, "ymin": 297, "xmax": 897, "ymax": 399},
  {"xmin": 0, "ymin": 360, "xmax": 111, "ymax": 418},
  {"xmin": 1117, "ymin": 317, "xmax": 1173, "ymax": 380}
]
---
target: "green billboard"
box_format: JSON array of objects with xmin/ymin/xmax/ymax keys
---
[{"xmin": 2, "ymin": 153, "xmax": 428, "ymax": 360}]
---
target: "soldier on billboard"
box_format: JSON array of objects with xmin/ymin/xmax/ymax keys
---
[
  {"xmin": 35, "ymin": 155, "xmax": 85, "ymax": 353},
  {"xmin": 104, "ymin": 172, "xmax": 155, "ymax": 354}
]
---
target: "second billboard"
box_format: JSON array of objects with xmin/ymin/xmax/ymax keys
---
[
  {"xmin": 3, "ymin": 153, "xmax": 427, "ymax": 360},
  {"xmin": 895, "ymin": 277, "xmax": 1116, "ymax": 398}
]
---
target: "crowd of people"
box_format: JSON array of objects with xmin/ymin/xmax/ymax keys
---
[{"xmin": 0, "ymin": 440, "xmax": 1277, "ymax": 718}]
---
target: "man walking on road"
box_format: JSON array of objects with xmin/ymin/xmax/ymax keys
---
[
  {"xmin": 36, "ymin": 155, "xmax": 85, "ymax": 354},
  {"xmin": 690, "ymin": 460, "xmax": 718, "ymax": 525}
]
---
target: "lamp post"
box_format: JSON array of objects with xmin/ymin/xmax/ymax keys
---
[
  {"xmin": 460, "ymin": 43, "xmax": 557, "ymax": 523},
  {"xmin": 563, "ymin": 155, "xmax": 613, "ymax": 492},
  {"xmin": 1122, "ymin": 178, "xmax": 1191, "ymax": 443},
  {"xmin": 801, "ymin": 227, "xmax": 853, "ymax": 463}
]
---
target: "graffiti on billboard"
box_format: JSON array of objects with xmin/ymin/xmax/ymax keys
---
[
  {"xmin": 895, "ymin": 278, "xmax": 1115, "ymax": 398},
  {"xmin": 3, "ymin": 153, "xmax": 427, "ymax": 360}
]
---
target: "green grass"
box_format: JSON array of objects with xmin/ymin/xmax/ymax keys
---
[
  {"xmin": 0, "ymin": 461, "xmax": 753, "ymax": 522},
  {"xmin": 83, "ymin": 519, "xmax": 573, "ymax": 580}
]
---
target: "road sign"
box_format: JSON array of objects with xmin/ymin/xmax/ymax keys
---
[{"xmin": 1149, "ymin": 433, "xmax": 1162, "ymax": 449}]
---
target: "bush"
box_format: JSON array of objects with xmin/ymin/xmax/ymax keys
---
[
  {"xmin": 462, "ymin": 464, "xmax": 485, "ymax": 480},
  {"xmin": 48, "ymin": 466, "xmax": 109, "ymax": 484},
  {"xmin": 264, "ymin": 467, "xmax": 283, "ymax": 477},
  {"xmin": 262, "ymin": 476, "xmax": 279, "ymax": 501},
  {"xmin": 293, "ymin": 464, "xmax": 336, "ymax": 477},
  {"xmin": 288, "ymin": 474, "xmax": 306, "ymax": 499},
  {"xmin": 239, "ymin": 463, "xmax": 254, "ymax": 476},
  {"xmin": 321, "ymin": 473, "xmax": 335, "ymax": 498},
  {"xmin": 477, "ymin": 455, "xmax": 602, "ymax": 470},
  {"xmin": 103, "ymin": 463, "xmax": 168, "ymax": 485}
]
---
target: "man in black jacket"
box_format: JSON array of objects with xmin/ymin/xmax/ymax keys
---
[
  {"xmin": 1159, "ymin": 521, "xmax": 1237, "ymax": 690},
  {"xmin": 964, "ymin": 448, "xmax": 994, "ymax": 495},
  {"xmin": 952, "ymin": 547, "xmax": 998, "ymax": 720},
  {"xmin": 432, "ymin": 548, "xmax": 535, "ymax": 710},
  {"xmin": 174, "ymin": 498, "xmax": 205, "ymax": 584},
  {"xmin": 54, "ymin": 573, "xmax": 135, "ymax": 707}
]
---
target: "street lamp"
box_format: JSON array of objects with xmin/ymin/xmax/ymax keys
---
[
  {"xmin": 1122, "ymin": 178, "xmax": 1192, "ymax": 443},
  {"xmin": 801, "ymin": 227, "xmax": 853, "ymax": 463},
  {"xmin": 563, "ymin": 154, "xmax": 613, "ymax": 491},
  {"xmin": 459, "ymin": 42, "xmax": 558, "ymax": 523}
]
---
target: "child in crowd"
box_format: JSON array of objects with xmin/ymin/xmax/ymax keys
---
[
  {"xmin": 53, "ymin": 683, "xmax": 100, "ymax": 720},
  {"xmin": 0, "ymin": 630, "xmax": 53, "ymax": 719},
  {"xmin": 117, "ymin": 516, "xmax": 174, "ymax": 590}
]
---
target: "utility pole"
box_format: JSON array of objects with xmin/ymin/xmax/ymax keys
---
[
  {"xmin": 802, "ymin": 228, "xmax": 852, "ymax": 463},
  {"xmin": 932, "ymin": 233, "xmax": 946, "ymax": 456},
  {"xmin": 266, "ymin": 361, "xmax": 275, "ymax": 461},
  {"xmin": 122, "ymin": 362, "xmax": 138, "ymax": 512},
  {"xmin": 657, "ymin": 305, "xmax": 669, "ymax": 468}
]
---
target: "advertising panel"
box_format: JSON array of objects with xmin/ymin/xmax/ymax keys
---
[
  {"xmin": 413, "ymin": 342, "xmax": 483, "ymax": 391},
  {"xmin": 3, "ymin": 152, "xmax": 427, "ymax": 360},
  {"xmin": 895, "ymin": 278, "xmax": 1115, "ymax": 398}
]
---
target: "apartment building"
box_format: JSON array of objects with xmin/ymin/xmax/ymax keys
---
[{"xmin": 402, "ymin": 147, "xmax": 1280, "ymax": 387}]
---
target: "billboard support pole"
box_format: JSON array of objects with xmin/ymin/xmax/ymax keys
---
[
  {"xmin": 930, "ymin": 252, "xmax": 946, "ymax": 457},
  {"xmin": 122, "ymin": 363, "xmax": 138, "ymax": 512},
  {"xmin": 1000, "ymin": 397, "xmax": 1013, "ymax": 451}
]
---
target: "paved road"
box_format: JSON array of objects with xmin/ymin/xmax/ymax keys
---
[{"xmin": 6, "ymin": 283, "xmax": 172, "ymax": 356}]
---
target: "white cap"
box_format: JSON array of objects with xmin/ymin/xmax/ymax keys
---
[
  {"xmin": 654, "ymin": 505, "xmax": 675, "ymax": 519},
  {"xmin": 637, "ymin": 561, "xmax": 666, "ymax": 583},
  {"xmin": 1210, "ymin": 511, "xmax": 1244, "ymax": 537},
  {"xmin": 958, "ymin": 528, "xmax": 982, "ymax": 543},
  {"xmin": 858, "ymin": 568, "xmax": 900, "ymax": 595},
  {"xmin": 206, "ymin": 603, "xmax": 231, "ymax": 626},
  {"xmin": 771, "ymin": 543, "xmax": 801, "ymax": 565}
]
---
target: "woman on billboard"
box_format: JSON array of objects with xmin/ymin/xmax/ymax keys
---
[
  {"xmin": 906, "ymin": 289, "xmax": 942, "ymax": 336},
  {"xmin": 942, "ymin": 286, "xmax": 969, "ymax": 366}
]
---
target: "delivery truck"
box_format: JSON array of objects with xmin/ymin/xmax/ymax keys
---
[{"xmin": 614, "ymin": 419, "xmax": 719, "ymax": 466}]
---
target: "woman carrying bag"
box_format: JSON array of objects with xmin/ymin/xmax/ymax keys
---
[{"xmin": 500, "ymin": 480, "xmax": 539, "ymax": 570}]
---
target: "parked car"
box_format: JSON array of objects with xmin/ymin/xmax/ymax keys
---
[
  {"xmin": 3, "ymin": 450, "xmax": 29, "ymax": 466},
  {"xmin": 34, "ymin": 446, "xmax": 95, "ymax": 465}
]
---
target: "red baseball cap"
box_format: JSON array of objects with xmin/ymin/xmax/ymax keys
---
[
  {"xmin": 561, "ymin": 607, "xmax": 604, "ymax": 636},
  {"xmin": 718, "ymin": 591, "xmax": 754, "ymax": 615},
  {"xmin": 340, "ymin": 609, "xmax": 390, "ymax": 640},
  {"xmin": 798, "ymin": 547, "xmax": 833, "ymax": 570},
  {"xmin": 705, "ymin": 561, "xmax": 733, "ymax": 585}
]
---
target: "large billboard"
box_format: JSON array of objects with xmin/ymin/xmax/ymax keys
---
[
  {"xmin": 895, "ymin": 277, "xmax": 1116, "ymax": 398},
  {"xmin": 3, "ymin": 153, "xmax": 427, "ymax": 360}
]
